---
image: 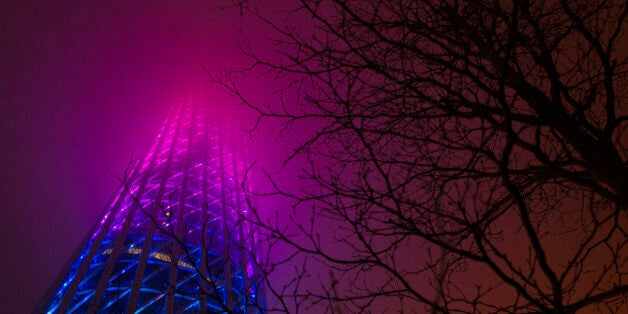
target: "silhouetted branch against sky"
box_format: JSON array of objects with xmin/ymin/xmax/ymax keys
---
[{"xmin": 223, "ymin": 0, "xmax": 628, "ymax": 312}]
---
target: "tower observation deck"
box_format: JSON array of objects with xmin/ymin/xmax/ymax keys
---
[{"xmin": 37, "ymin": 97, "xmax": 264, "ymax": 313}]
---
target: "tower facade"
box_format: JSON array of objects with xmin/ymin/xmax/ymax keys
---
[{"xmin": 37, "ymin": 98, "xmax": 264, "ymax": 313}]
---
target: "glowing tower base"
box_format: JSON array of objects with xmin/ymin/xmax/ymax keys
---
[{"xmin": 36, "ymin": 98, "xmax": 264, "ymax": 313}]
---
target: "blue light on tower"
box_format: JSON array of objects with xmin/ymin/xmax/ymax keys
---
[{"xmin": 37, "ymin": 96, "xmax": 265, "ymax": 313}]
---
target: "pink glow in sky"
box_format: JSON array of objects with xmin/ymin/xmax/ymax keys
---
[
  {"xmin": 4, "ymin": 1, "xmax": 625, "ymax": 313},
  {"xmin": 0, "ymin": 1, "xmax": 290, "ymax": 312}
]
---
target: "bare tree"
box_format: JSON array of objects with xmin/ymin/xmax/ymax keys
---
[{"xmin": 222, "ymin": 0, "xmax": 628, "ymax": 313}]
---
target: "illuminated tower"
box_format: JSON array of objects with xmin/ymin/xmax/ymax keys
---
[{"xmin": 36, "ymin": 98, "xmax": 264, "ymax": 313}]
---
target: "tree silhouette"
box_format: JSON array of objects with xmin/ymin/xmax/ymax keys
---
[{"xmin": 223, "ymin": 0, "xmax": 628, "ymax": 313}]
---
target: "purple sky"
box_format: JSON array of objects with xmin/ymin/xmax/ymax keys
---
[
  {"xmin": 6, "ymin": 1, "xmax": 623, "ymax": 312},
  {"xmin": 0, "ymin": 1, "xmax": 283, "ymax": 312}
]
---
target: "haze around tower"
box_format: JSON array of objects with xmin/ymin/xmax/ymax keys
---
[{"xmin": 0, "ymin": 1, "xmax": 291, "ymax": 312}]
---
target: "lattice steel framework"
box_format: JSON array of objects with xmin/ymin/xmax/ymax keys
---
[{"xmin": 37, "ymin": 97, "xmax": 264, "ymax": 313}]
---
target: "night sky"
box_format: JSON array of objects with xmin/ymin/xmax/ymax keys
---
[
  {"xmin": 4, "ymin": 1, "xmax": 627, "ymax": 313},
  {"xmin": 0, "ymin": 1, "xmax": 279, "ymax": 312}
]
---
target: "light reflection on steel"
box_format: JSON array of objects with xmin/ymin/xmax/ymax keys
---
[{"xmin": 38, "ymin": 96, "xmax": 264, "ymax": 313}]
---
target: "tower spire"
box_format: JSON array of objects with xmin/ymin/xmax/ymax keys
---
[{"xmin": 37, "ymin": 96, "xmax": 264, "ymax": 313}]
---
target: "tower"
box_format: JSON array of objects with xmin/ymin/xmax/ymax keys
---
[{"xmin": 37, "ymin": 97, "xmax": 264, "ymax": 313}]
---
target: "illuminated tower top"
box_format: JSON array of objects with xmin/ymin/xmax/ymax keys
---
[{"xmin": 38, "ymin": 96, "xmax": 263, "ymax": 313}]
